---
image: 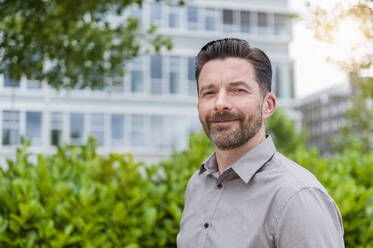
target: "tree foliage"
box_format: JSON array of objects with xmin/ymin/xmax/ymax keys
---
[
  {"xmin": 307, "ymin": 0, "xmax": 373, "ymax": 74},
  {"xmin": 0, "ymin": 0, "xmax": 175, "ymax": 90}
]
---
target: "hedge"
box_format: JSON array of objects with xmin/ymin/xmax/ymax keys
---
[{"xmin": 0, "ymin": 134, "xmax": 372, "ymax": 247}]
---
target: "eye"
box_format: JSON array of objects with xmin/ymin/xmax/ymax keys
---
[
  {"xmin": 202, "ymin": 91, "xmax": 216, "ymax": 96},
  {"xmin": 232, "ymin": 88, "xmax": 247, "ymax": 93}
]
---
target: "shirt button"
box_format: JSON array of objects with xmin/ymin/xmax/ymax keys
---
[
  {"xmin": 217, "ymin": 183, "xmax": 223, "ymax": 189},
  {"xmin": 204, "ymin": 223, "xmax": 209, "ymax": 228}
]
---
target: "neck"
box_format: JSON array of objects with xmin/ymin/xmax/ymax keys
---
[{"xmin": 215, "ymin": 128, "xmax": 266, "ymax": 174}]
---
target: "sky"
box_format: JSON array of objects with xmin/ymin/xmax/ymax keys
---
[{"xmin": 289, "ymin": 0, "xmax": 349, "ymax": 98}]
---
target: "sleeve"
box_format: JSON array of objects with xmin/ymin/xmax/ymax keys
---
[{"xmin": 275, "ymin": 187, "xmax": 345, "ymax": 248}]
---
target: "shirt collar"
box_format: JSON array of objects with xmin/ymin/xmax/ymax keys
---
[{"xmin": 199, "ymin": 136, "xmax": 276, "ymax": 183}]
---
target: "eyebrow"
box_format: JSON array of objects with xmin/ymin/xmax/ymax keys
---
[
  {"xmin": 199, "ymin": 84, "xmax": 216, "ymax": 94},
  {"xmin": 228, "ymin": 81, "xmax": 253, "ymax": 90}
]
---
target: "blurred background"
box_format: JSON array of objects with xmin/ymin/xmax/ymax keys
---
[{"xmin": 0, "ymin": 0, "xmax": 372, "ymax": 247}]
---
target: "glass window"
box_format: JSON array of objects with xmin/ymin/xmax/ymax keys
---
[
  {"xmin": 170, "ymin": 56, "xmax": 181, "ymax": 94},
  {"xmin": 27, "ymin": 80, "xmax": 42, "ymax": 89},
  {"xmin": 151, "ymin": 55, "xmax": 162, "ymax": 79},
  {"xmin": 111, "ymin": 114, "xmax": 124, "ymax": 146},
  {"xmin": 90, "ymin": 113, "xmax": 105, "ymax": 145},
  {"xmin": 51, "ymin": 112, "xmax": 63, "ymax": 146},
  {"xmin": 151, "ymin": 116, "xmax": 164, "ymax": 148},
  {"xmin": 205, "ymin": 8, "xmax": 216, "ymax": 31},
  {"xmin": 187, "ymin": 6, "xmax": 198, "ymax": 29},
  {"xmin": 188, "ymin": 57, "xmax": 197, "ymax": 96},
  {"xmin": 26, "ymin": 112, "xmax": 42, "ymax": 146},
  {"xmin": 258, "ymin": 12, "xmax": 267, "ymax": 27},
  {"xmin": 276, "ymin": 64, "xmax": 294, "ymax": 99},
  {"xmin": 131, "ymin": 70, "xmax": 143, "ymax": 93},
  {"xmin": 223, "ymin": 9, "xmax": 233, "ymax": 24},
  {"xmin": 150, "ymin": 2, "xmax": 162, "ymax": 22},
  {"xmin": 130, "ymin": 114, "xmax": 145, "ymax": 147},
  {"xmin": 274, "ymin": 14, "xmax": 290, "ymax": 35},
  {"xmin": 4, "ymin": 72, "xmax": 20, "ymax": 88},
  {"xmin": 168, "ymin": 6, "xmax": 180, "ymax": 28},
  {"xmin": 2, "ymin": 110, "xmax": 20, "ymax": 145},
  {"xmin": 70, "ymin": 113, "xmax": 84, "ymax": 145},
  {"xmin": 240, "ymin": 11, "xmax": 251, "ymax": 33}
]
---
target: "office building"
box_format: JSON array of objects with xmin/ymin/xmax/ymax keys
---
[{"xmin": 0, "ymin": 0, "xmax": 295, "ymax": 164}]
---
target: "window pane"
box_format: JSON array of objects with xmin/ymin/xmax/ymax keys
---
[
  {"xmin": 151, "ymin": 55, "xmax": 162, "ymax": 79},
  {"xmin": 168, "ymin": 6, "xmax": 179, "ymax": 28},
  {"xmin": 170, "ymin": 72, "xmax": 181, "ymax": 94},
  {"xmin": 258, "ymin": 12, "xmax": 267, "ymax": 27},
  {"xmin": 223, "ymin": 9, "xmax": 233, "ymax": 24},
  {"xmin": 275, "ymin": 14, "xmax": 290, "ymax": 35},
  {"xmin": 188, "ymin": 57, "xmax": 195, "ymax": 81},
  {"xmin": 131, "ymin": 70, "xmax": 143, "ymax": 92},
  {"xmin": 150, "ymin": 2, "xmax": 161, "ymax": 21},
  {"xmin": 187, "ymin": 6, "xmax": 198, "ymax": 23},
  {"xmin": 26, "ymin": 112, "xmax": 42, "ymax": 146},
  {"xmin": 205, "ymin": 8, "xmax": 216, "ymax": 31},
  {"xmin": 27, "ymin": 80, "xmax": 42, "ymax": 89},
  {"xmin": 276, "ymin": 64, "xmax": 294, "ymax": 99},
  {"xmin": 4, "ymin": 72, "xmax": 20, "ymax": 88},
  {"xmin": 90, "ymin": 113, "xmax": 105, "ymax": 145},
  {"xmin": 70, "ymin": 113, "xmax": 84, "ymax": 144},
  {"xmin": 240, "ymin": 11, "xmax": 251, "ymax": 32},
  {"xmin": 2, "ymin": 110, "xmax": 20, "ymax": 145},
  {"xmin": 151, "ymin": 116, "xmax": 164, "ymax": 148},
  {"xmin": 131, "ymin": 115, "xmax": 145, "ymax": 147},
  {"xmin": 111, "ymin": 114, "xmax": 124, "ymax": 145}
]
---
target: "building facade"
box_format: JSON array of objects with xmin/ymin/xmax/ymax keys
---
[
  {"xmin": 296, "ymin": 83, "xmax": 352, "ymax": 155},
  {"xmin": 0, "ymin": 0, "xmax": 294, "ymax": 164}
]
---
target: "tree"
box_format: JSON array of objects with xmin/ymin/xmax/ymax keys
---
[
  {"xmin": 306, "ymin": 0, "xmax": 373, "ymax": 152},
  {"xmin": 266, "ymin": 107, "xmax": 307, "ymax": 155},
  {"xmin": 0, "ymin": 0, "xmax": 177, "ymax": 90}
]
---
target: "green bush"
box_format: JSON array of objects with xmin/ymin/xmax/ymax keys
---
[{"xmin": 1, "ymin": 134, "xmax": 372, "ymax": 247}]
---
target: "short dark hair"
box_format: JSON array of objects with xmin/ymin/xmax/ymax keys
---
[{"xmin": 195, "ymin": 38, "xmax": 272, "ymax": 96}]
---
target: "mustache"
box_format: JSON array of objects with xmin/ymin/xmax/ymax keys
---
[{"xmin": 206, "ymin": 112, "xmax": 244, "ymax": 122}]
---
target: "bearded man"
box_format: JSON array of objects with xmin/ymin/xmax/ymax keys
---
[{"xmin": 177, "ymin": 38, "xmax": 344, "ymax": 248}]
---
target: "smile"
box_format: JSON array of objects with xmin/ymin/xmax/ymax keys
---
[{"xmin": 212, "ymin": 120, "xmax": 237, "ymax": 124}]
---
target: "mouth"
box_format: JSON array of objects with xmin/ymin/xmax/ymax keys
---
[{"xmin": 211, "ymin": 119, "xmax": 237, "ymax": 124}]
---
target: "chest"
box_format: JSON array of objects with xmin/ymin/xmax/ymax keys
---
[{"xmin": 178, "ymin": 178, "xmax": 277, "ymax": 248}]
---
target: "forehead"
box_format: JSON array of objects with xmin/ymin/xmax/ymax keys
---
[{"xmin": 198, "ymin": 57, "xmax": 257, "ymax": 87}]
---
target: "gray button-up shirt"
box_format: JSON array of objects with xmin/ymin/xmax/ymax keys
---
[{"xmin": 177, "ymin": 136, "xmax": 344, "ymax": 248}]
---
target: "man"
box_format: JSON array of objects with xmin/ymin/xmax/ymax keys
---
[{"xmin": 177, "ymin": 38, "xmax": 344, "ymax": 248}]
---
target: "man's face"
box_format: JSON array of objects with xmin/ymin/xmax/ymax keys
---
[{"xmin": 197, "ymin": 57, "xmax": 265, "ymax": 150}]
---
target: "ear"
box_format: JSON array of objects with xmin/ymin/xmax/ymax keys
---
[{"xmin": 262, "ymin": 92, "xmax": 276, "ymax": 119}]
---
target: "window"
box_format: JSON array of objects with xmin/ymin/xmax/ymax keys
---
[
  {"xmin": 240, "ymin": 11, "xmax": 251, "ymax": 33},
  {"xmin": 2, "ymin": 110, "xmax": 20, "ymax": 145},
  {"xmin": 276, "ymin": 64, "xmax": 294, "ymax": 99},
  {"xmin": 131, "ymin": 71, "xmax": 143, "ymax": 93},
  {"xmin": 150, "ymin": 1, "xmax": 162, "ymax": 25},
  {"xmin": 51, "ymin": 112, "xmax": 63, "ymax": 146},
  {"xmin": 151, "ymin": 55, "xmax": 162, "ymax": 94},
  {"xmin": 26, "ymin": 112, "xmax": 42, "ymax": 146},
  {"xmin": 90, "ymin": 113, "xmax": 105, "ymax": 145},
  {"xmin": 205, "ymin": 8, "xmax": 216, "ymax": 31},
  {"xmin": 111, "ymin": 114, "xmax": 124, "ymax": 146},
  {"xmin": 151, "ymin": 116, "xmax": 164, "ymax": 148},
  {"xmin": 168, "ymin": 5, "xmax": 180, "ymax": 28},
  {"xmin": 188, "ymin": 57, "xmax": 197, "ymax": 96},
  {"xmin": 70, "ymin": 113, "xmax": 84, "ymax": 145},
  {"xmin": 27, "ymin": 80, "xmax": 42, "ymax": 89},
  {"xmin": 187, "ymin": 6, "xmax": 198, "ymax": 29},
  {"xmin": 274, "ymin": 14, "xmax": 290, "ymax": 35},
  {"xmin": 169, "ymin": 56, "xmax": 181, "ymax": 94},
  {"xmin": 130, "ymin": 56, "xmax": 143, "ymax": 93},
  {"xmin": 258, "ymin": 12, "xmax": 268, "ymax": 34},
  {"xmin": 4, "ymin": 72, "xmax": 20, "ymax": 88},
  {"xmin": 131, "ymin": 114, "xmax": 145, "ymax": 147},
  {"xmin": 223, "ymin": 9, "xmax": 233, "ymax": 24},
  {"xmin": 222, "ymin": 9, "xmax": 235, "ymax": 32}
]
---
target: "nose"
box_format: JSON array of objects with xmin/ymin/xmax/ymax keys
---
[{"xmin": 214, "ymin": 91, "xmax": 232, "ymax": 112}]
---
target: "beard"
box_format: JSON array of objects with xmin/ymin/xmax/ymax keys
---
[{"xmin": 200, "ymin": 103, "xmax": 263, "ymax": 150}]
